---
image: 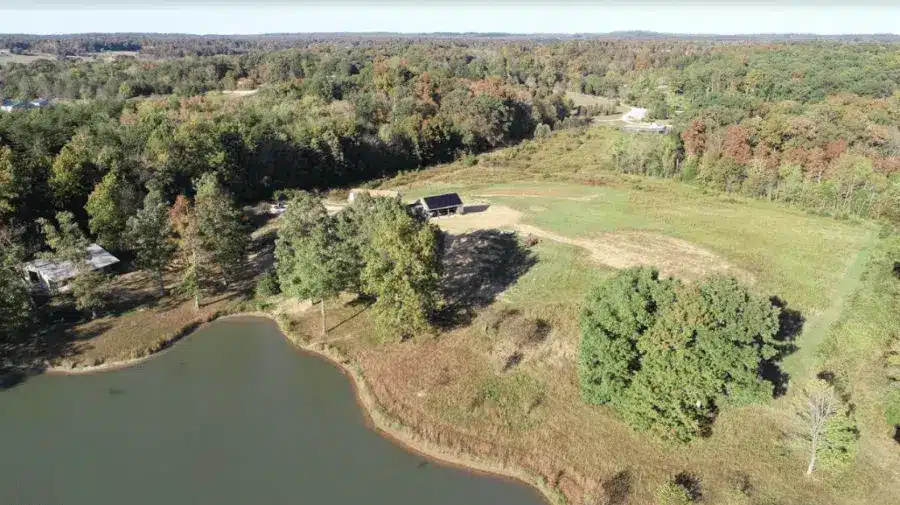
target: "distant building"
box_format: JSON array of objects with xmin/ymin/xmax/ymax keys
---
[
  {"xmin": 348, "ymin": 188, "xmax": 402, "ymax": 203},
  {"xmin": 23, "ymin": 244, "xmax": 120, "ymax": 294},
  {"xmin": 1, "ymin": 98, "xmax": 51, "ymax": 112},
  {"xmin": 0, "ymin": 98, "xmax": 26, "ymax": 112},
  {"xmin": 416, "ymin": 193, "xmax": 464, "ymax": 218},
  {"xmin": 622, "ymin": 107, "xmax": 648, "ymax": 122},
  {"xmin": 622, "ymin": 122, "xmax": 670, "ymax": 134}
]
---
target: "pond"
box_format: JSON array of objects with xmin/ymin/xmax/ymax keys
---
[{"xmin": 0, "ymin": 317, "xmax": 547, "ymax": 505}]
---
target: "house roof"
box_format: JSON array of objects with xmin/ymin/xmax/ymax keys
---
[
  {"xmin": 24, "ymin": 244, "xmax": 119, "ymax": 283},
  {"xmin": 422, "ymin": 193, "xmax": 463, "ymax": 210}
]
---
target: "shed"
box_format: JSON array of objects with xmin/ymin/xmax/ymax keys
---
[
  {"xmin": 348, "ymin": 188, "xmax": 401, "ymax": 203},
  {"xmin": 419, "ymin": 193, "xmax": 463, "ymax": 218},
  {"xmin": 23, "ymin": 244, "xmax": 120, "ymax": 294}
]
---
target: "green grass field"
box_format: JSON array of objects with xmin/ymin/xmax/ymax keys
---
[{"xmin": 331, "ymin": 126, "xmax": 899, "ymax": 505}]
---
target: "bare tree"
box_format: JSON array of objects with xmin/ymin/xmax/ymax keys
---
[{"xmin": 795, "ymin": 379, "xmax": 838, "ymax": 476}]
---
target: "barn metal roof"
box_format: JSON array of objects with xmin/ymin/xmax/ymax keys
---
[
  {"xmin": 24, "ymin": 244, "xmax": 119, "ymax": 282},
  {"xmin": 422, "ymin": 193, "xmax": 463, "ymax": 210}
]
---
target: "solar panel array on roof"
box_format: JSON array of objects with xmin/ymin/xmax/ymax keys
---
[{"xmin": 422, "ymin": 193, "xmax": 463, "ymax": 210}]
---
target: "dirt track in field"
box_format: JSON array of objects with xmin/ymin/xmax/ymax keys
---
[{"xmin": 436, "ymin": 204, "xmax": 751, "ymax": 282}]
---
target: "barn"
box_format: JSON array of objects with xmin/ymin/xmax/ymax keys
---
[{"xmin": 418, "ymin": 193, "xmax": 464, "ymax": 218}]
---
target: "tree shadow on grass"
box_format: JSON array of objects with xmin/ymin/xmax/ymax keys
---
[
  {"xmin": 762, "ymin": 296, "xmax": 804, "ymax": 398},
  {"xmin": 0, "ymin": 316, "xmax": 113, "ymax": 390},
  {"xmin": 601, "ymin": 470, "xmax": 632, "ymax": 505},
  {"xmin": 434, "ymin": 229, "xmax": 537, "ymax": 329}
]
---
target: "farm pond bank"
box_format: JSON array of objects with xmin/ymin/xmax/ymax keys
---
[{"xmin": 0, "ymin": 316, "xmax": 549, "ymax": 505}]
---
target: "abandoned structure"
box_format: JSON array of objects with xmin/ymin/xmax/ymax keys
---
[
  {"xmin": 414, "ymin": 193, "xmax": 464, "ymax": 218},
  {"xmin": 23, "ymin": 244, "xmax": 120, "ymax": 294}
]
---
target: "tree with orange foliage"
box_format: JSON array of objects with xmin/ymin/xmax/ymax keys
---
[
  {"xmin": 681, "ymin": 118, "xmax": 706, "ymax": 157},
  {"xmin": 722, "ymin": 125, "xmax": 752, "ymax": 164}
]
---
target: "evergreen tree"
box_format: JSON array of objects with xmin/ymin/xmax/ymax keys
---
[
  {"xmin": 126, "ymin": 183, "xmax": 176, "ymax": 296},
  {"xmin": 578, "ymin": 267, "xmax": 678, "ymax": 405},
  {"xmin": 0, "ymin": 226, "xmax": 33, "ymax": 345},
  {"xmin": 192, "ymin": 173, "xmax": 248, "ymax": 287},
  {"xmin": 579, "ymin": 268, "xmax": 784, "ymax": 442},
  {"xmin": 86, "ymin": 169, "xmax": 139, "ymax": 250}
]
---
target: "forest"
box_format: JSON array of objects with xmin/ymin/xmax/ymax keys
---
[{"xmin": 0, "ymin": 35, "xmax": 899, "ymax": 337}]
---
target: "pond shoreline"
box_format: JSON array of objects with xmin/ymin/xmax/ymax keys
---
[{"xmin": 36, "ymin": 311, "xmax": 561, "ymax": 505}]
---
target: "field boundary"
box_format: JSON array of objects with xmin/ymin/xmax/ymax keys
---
[{"xmin": 784, "ymin": 229, "xmax": 878, "ymax": 380}]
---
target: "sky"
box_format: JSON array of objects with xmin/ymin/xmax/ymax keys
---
[{"xmin": 0, "ymin": 2, "xmax": 898, "ymax": 36}]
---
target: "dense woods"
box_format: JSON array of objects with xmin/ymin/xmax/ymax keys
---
[
  {"xmin": 1, "ymin": 35, "xmax": 900, "ymax": 350},
  {"xmin": 1, "ymin": 38, "xmax": 900, "ymax": 246},
  {"xmin": 0, "ymin": 35, "xmax": 898, "ymax": 309}
]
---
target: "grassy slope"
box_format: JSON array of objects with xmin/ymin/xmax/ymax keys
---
[{"xmin": 311, "ymin": 126, "xmax": 894, "ymax": 504}]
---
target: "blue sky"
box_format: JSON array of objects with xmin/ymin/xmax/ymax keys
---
[{"xmin": 0, "ymin": 4, "xmax": 898, "ymax": 35}]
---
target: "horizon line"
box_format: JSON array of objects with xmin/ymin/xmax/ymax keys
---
[{"xmin": 2, "ymin": 30, "xmax": 900, "ymax": 37}]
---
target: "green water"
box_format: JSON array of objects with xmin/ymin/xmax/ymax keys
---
[{"xmin": 0, "ymin": 317, "xmax": 547, "ymax": 505}]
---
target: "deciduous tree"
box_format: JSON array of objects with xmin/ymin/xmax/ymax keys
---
[
  {"xmin": 275, "ymin": 192, "xmax": 345, "ymax": 335},
  {"xmin": 359, "ymin": 200, "xmax": 442, "ymax": 341},
  {"xmin": 39, "ymin": 211, "xmax": 109, "ymax": 319}
]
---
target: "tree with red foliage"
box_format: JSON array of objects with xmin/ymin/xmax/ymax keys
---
[
  {"xmin": 722, "ymin": 125, "xmax": 752, "ymax": 164},
  {"xmin": 681, "ymin": 118, "xmax": 707, "ymax": 157}
]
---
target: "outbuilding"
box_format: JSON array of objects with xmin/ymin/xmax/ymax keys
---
[
  {"xmin": 418, "ymin": 193, "xmax": 464, "ymax": 218},
  {"xmin": 23, "ymin": 244, "xmax": 120, "ymax": 294}
]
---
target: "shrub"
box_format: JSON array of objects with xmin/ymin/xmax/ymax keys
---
[
  {"xmin": 533, "ymin": 123, "xmax": 552, "ymax": 141},
  {"xmin": 255, "ymin": 269, "xmax": 281, "ymax": 298},
  {"xmin": 655, "ymin": 482, "xmax": 692, "ymax": 505}
]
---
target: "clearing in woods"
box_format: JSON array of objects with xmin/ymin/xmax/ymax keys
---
[{"xmin": 295, "ymin": 128, "xmax": 894, "ymax": 505}]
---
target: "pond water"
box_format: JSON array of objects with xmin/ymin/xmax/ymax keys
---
[{"xmin": 0, "ymin": 317, "xmax": 547, "ymax": 505}]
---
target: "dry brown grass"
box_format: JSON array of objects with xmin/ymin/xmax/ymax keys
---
[
  {"xmin": 47, "ymin": 270, "xmax": 247, "ymax": 369},
  {"xmin": 279, "ymin": 291, "xmax": 851, "ymax": 505}
]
